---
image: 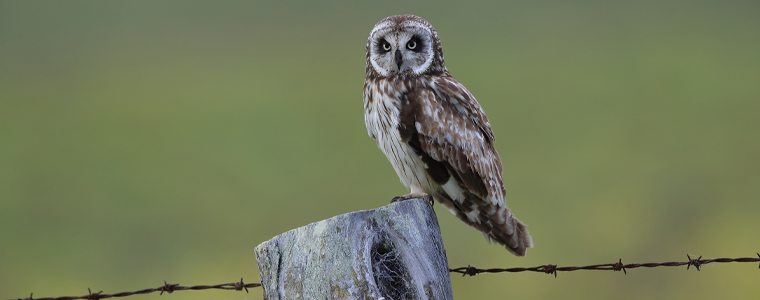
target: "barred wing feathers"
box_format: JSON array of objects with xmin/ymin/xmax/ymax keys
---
[{"xmin": 399, "ymin": 77, "xmax": 533, "ymax": 256}]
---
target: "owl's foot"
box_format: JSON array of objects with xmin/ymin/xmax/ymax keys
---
[{"xmin": 390, "ymin": 193, "xmax": 434, "ymax": 206}]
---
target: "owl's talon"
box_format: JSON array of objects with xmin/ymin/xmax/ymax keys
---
[
  {"xmin": 423, "ymin": 194, "xmax": 434, "ymax": 206},
  {"xmin": 390, "ymin": 193, "xmax": 432, "ymax": 205},
  {"xmin": 389, "ymin": 196, "xmax": 403, "ymax": 204}
]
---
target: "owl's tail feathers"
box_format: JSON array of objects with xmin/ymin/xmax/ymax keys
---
[
  {"xmin": 437, "ymin": 193, "xmax": 533, "ymax": 256},
  {"xmin": 487, "ymin": 207, "xmax": 533, "ymax": 257}
]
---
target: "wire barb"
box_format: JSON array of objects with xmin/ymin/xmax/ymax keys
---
[
  {"xmin": 613, "ymin": 258, "xmax": 626, "ymax": 274},
  {"xmin": 541, "ymin": 264, "xmax": 558, "ymax": 278},
  {"xmin": 460, "ymin": 265, "xmax": 478, "ymax": 277},
  {"xmin": 686, "ymin": 254, "xmax": 703, "ymax": 272},
  {"xmin": 86, "ymin": 289, "xmax": 101, "ymax": 300},
  {"xmin": 159, "ymin": 281, "xmax": 178, "ymax": 295},
  {"xmin": 234, "ymin": 278, "xmax": 248, "ymax": 293}
]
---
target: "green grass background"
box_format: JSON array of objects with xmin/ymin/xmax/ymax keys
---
[{"xmin": 1, "ymin": 1, "xmax": 759, "ymax": 299}]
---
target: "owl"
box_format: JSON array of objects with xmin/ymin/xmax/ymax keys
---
[{"xmin": 364, "ymin": 15, "xmax": 533, "ymax": 256}]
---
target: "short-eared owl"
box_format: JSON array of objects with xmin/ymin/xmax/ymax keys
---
[{"xmin": 364, "ymin": 15, "xmax": 533, "ymax": 256}]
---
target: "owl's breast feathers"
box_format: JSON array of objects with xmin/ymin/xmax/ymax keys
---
[{"xmin": 365, "ymin": 75, "xmax": 533, "ymax": 256}]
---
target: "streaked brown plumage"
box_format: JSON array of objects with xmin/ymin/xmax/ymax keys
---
[{"xmin": 364, "ymin": 15, "xmax": 533, "ymax": 256}]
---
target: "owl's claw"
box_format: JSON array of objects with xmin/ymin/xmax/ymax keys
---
[{"xmin": 389, "ymin": 193, "xmax": 434, "ymax": 206}]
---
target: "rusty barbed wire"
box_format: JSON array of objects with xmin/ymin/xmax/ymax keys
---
[
  {"xmin": 13, "ymin": 278, "xmax": 261, "ymax": 300},
  {"xmin": 13, "ymin": 254, "xmax": 760, "ymax": 300},
  {"xmin": 450, "ymin": 253, "xmax": 760, "ymax": 277}
]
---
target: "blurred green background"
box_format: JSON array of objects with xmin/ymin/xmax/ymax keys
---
[{"xmin": 1, "ymin": 0, "xmax": 759, "ymax": 299}]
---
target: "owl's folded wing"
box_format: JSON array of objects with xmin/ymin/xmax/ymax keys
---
[{"xmin": 398, "ymin": 77, "xmax": 504, "ymax": 204}]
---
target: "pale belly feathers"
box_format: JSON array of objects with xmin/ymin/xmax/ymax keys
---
[{"xmin": 364, "ymin": 84, "xmax": 437, "ymax": 196}]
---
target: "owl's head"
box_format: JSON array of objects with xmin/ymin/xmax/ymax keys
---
[{"xmin": 366, "ymin": 15, "xmax": 448, "ymax": 78}]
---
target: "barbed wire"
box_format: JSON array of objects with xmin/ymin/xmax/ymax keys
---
[
  {"xmin": 450, "ymin": 253, "xmax": 760, "ymax": 277},
  {"xmin": 13, "ymin": 279, "xmax": 261, "ymax": 300},
  {"xmin": 13, "ymin": 253, "xmax": 759, "ymax": 300}
]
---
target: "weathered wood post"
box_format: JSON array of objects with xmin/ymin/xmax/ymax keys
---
[{"xmin": 254, "ymin": 198, "xmax": 453, "ymax": 300}]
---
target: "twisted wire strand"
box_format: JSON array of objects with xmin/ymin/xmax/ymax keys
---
[
  {"xmin": 450, "ymin": 253, "xmax": 760, "ymax": 277},
  {"xmin": 13, "ymin": 253, "xmax": 760, "ymax": 300}
]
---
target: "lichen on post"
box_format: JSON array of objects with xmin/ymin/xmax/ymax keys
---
[{"xmin": 254, "ymin": 198, "xmax": 453, "ymax": 300}]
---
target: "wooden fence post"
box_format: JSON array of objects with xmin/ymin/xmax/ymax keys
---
[{"xmin": 254, "ymin": 198, "xmax": 453, "ymax": 300}]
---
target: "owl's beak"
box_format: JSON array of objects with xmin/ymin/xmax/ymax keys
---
[{"xmin": 395, "ymin": 49, "xmax": 402, "ymax": 70}]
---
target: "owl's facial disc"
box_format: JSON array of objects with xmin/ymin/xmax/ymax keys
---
[{"xmin": 369, "ymin": 20, "xmax": 434, "ymax": 77}]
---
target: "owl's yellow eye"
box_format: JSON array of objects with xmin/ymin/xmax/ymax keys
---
[
  {"xmin": 407, "ymin": 41, "xmax": 416, "ymax": 50},
  {"xmin": 382, "ymin": 41, "xmax": 391, "ymax": 51}
]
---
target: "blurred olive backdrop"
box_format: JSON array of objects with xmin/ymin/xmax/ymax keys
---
[{"xmin": 1, "ymin": 0, "xmax": 759, "ymax": 299}]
